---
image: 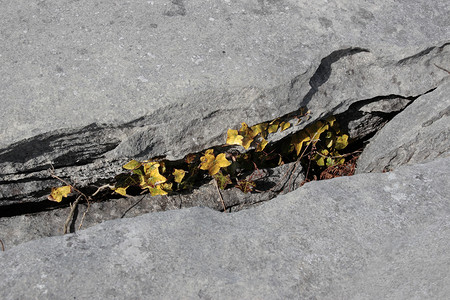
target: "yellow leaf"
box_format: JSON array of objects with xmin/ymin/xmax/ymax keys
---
[
  {"xmin": 173, "ymin": 169, "xmax": 186, "ymax": 183},
  {"xmin": 159, "ymin": 161, "xmax": 166, "ymax": 174},
  {"xmin": 148, "ymin": 183, "xmax": 172, "ymax": 196},
  {"xmin": 199, "ymin": 149, "xmax": 231, "ymax": 176},
  {"xmin": 161, "ymin": 183, "xmax": 173, "ymax": 191},
  {"xmin": 148, "ymin": 168, "xmax": 167, "ymax": 186},
  {"xmin": 123, "ymin": 159, "xmax": 142, "ymax": 170},
  {"xmin": 241, "ymin": 136, "xmax": 253, "ymax": 149},
  {"xmin": 138, "ymin": 162, "xmax": 167, "ymax": 189},
  {"xmin": 239, "ymin": 123, "xmax": 254, "ymax": 149},
  {"xmin": 325, "ymin": 137, "xmax": 334, "ymax": 148},
  {"xmin": 114, "ymin": 187, "xmax": 128, "ymax": 196},
  {"xmin": 199, "ymin": 149, "xmax": 215, "ymax": 170},
  {"xmin": 292, "ymin": 131, "xmax": 311, "ymax": 156},
  {"xmin": 280, "ymin": 121, "xmax": 291, "ymax": 131},
  {"xmin": 238, "ymin": 122, "xmax": 252, "ymax": 135},
  {"xmin": 211, "ymin": 153, "xmax": 231, "ymax": 175},
  {"xmin": 321, "ymin": 149, "xmax": 330, "ymax": 156},
  {"xmin": 268, "ymin": 119, "xmax": 280, "ymax": 133},
  {"xmin": 251, "ymin": 123, "xmax": 268, "ymax": 138},
  {"xmin": 305, "ymin": 121, "xmax": 329, "ymax": 142},
  {"xmin": 226, "ymin": 129, "xmax": 244, "ymax": 146},
  {"xmin": 256, "ymin": 138, "xmax": 268, "ymax": 152},
  {"xmin": 142, "ymin": 161, "xmax": 159, "ymax": 175},
  {"xmin": 326, "ymin": 116, "xmax": 336, "ymax": 127},
  {"xmin": 148, "ymin": 185, "xmax": 168, "ymax": 196},
  {"xmin": 48, "ymin": 185, "xmax": 72, "ymax": 202}
]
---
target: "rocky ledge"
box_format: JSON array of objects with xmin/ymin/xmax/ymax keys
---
[{"xmin": 1, "ymin": 0, "xmax": 449, "ymax": 298}]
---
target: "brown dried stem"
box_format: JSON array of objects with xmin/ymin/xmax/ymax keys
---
[{"xmin": 213, "ymin": 179, "xmax": 227, "ymax": 212}]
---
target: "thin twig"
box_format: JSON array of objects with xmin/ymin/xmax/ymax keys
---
[
  {"xmin": 314, "ymin": 149, "xmax": 363, "ymax": 159},
  {"xmin": 78, "ymin": 199, "xmax": 90, "ymax": 231},
  {"xmin": 64, "ymin": 195, "xmax": 82, "ymax": 234},
  {"xmin": 0, "ymin": 239, "xmax": 5, "ymax": 251},
  {"xmin": 213, "ymin": 179, "xmax": 227, "ymax": 212},
  {"xmin": 303, "ymin": 149, "xmax": 314, "ymax": 183},
  {"xmin": 434, "ymin": 64, "xmax": 450, "ymax": 74},
  {"xmin": 50, "ymin": 166, "xmax": 109, "ymax": 233},
  {"xmin": 92, "ymin": 184, "xmax": 114, "ymax": 197},
  {"xmin": 121, "ymin": 196, "xmax": 145, "ymax": 218},
  {"xmin": 50, "ymin": 172, "xmax": 88, "ymax": 200}
]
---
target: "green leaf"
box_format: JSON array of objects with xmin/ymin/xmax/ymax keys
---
[
  {"xmin": 235, "ymin": 180, "xmax": 256, "ymax": 193},
  {"xmin": 314, "ymin": 149, "xmax": 329, "ymax": 167},
  {"xmin": 326, "ymin": 157, "xmax": 334, "ymax": 167},
  {"xmin": 213, "ymin": 171, "xmax": 232, "ymax": 190},
  {"xmin": 335, "ymin": 134, "xmax": 349, "ymax": 150},
  {"xmin": 316, "ymin": 156, "xmax": 325, "ymax": 167}
]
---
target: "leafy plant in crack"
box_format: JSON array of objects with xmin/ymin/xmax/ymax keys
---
[{"xmin": 48, "ymin": 110, "xmax": 355, "ymax": 225}]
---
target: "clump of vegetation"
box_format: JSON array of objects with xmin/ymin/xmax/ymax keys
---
[{"xmin": 48, "ymin": 113, "xmax": 352, "ymax": 203}]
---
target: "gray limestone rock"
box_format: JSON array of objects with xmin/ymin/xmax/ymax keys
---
[
  {"xmin": 1, "ymin": 0, "xmax": 450, "ymax": 206},
  {"xmin": 356, "ymin": 78, "xmax": 450, "ymax": 173},
  {"xmin": 1, "ymin": 2, "xmax": 449, "ymax": 297},
  {"xmin": 1, "ymin": 157, "xmax": 448, "ymax": 299},
  {"xmin": 0, "ymin": 162, "xmax": 304, "ymax": 248},
  {"xmin": 1, "ymin": 0, "xmax": 448, "ymax": 147}
]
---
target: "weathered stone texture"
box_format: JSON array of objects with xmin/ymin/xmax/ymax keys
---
[
  {"xmin": 1, "ymin": 0, "xmax": 449, "ymax": 205},
  {"xmin": 1, "ymin": 157, "xmax": 448, "ymax": 299},
  {"xmin": 357, "ymin": 78, "xmax": 450, "ymax": 173}
]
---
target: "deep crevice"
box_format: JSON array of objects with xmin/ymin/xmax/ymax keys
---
[{"xmin": 0, "ymin": 47, "xmax": 443, "ymax": 220}]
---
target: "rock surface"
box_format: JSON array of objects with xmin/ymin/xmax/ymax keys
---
[
  {"xmin": 0, "ymin": 162, "xmax": 304, "ymax": 248},
  {"xmin": 1, "ymin": 157, "xmax": 449, "ymax": 299},
  {"xmin": 356, "ymin": 77, "xmax": 450, "ymax": 173},
  {"xmin": 1, "ymin": 2, "xmax": 450, "ymax": 297},
  {"xmin": 1, "ymin": 0, "xmax": 448, "ymax": 147},
  {"xmin": 1, "ymin": 0, "xmax": 450, "ymax": 206}
]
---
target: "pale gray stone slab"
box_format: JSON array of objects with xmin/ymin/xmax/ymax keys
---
[
  {"xmin": 357, "ymin": 78, "xmax": 450, "ymax": 173},
  {"xmin": 1, "ymin": 157, "xmax": 448, "ymax": 299},
  {"xmin": 1, "ymin": 0, "xmax": 449, "ymax": 147}
]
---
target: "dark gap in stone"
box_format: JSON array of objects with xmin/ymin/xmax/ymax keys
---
[
  {"xmin": 397, "ymin": 46, "xmax": 435, "ymax": 65},
  {"xmin": 0, "ymin": 199, "xmax": 68, "ymax": 218},
  {"xmin": 0, "ymin": 92, "xmax": 424, "ymax": 218}
]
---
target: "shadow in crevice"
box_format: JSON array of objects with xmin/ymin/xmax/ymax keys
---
[
  {"xmin": 0, "ymin": 123, "xmax": 121, "ymax": 174},
  {"xmin": 397, "ymin": 41, "xmax": 450, "ymax": 65},
  {"xmin": 397, "ymin": 47, "xmax": 435, "ymax": 65},
  {"xmin": 69, "ymin": 204, "xmax": 79, "ymax": 233}
]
